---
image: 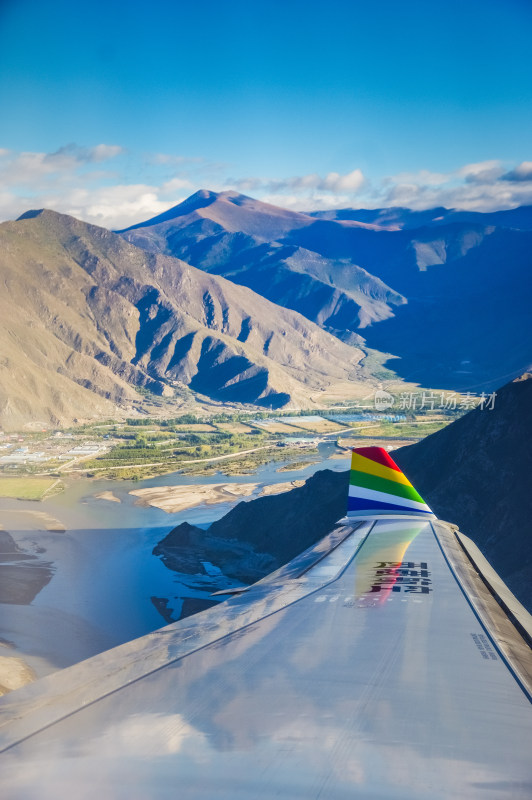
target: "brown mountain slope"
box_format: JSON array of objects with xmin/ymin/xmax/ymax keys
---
[{"xmin": 0, "ymin": 209, "xmax": 381, "ymax": 428}]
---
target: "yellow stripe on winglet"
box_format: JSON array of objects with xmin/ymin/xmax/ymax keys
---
[{"xmin": 350, "ymin": 452, "xmax": 413, "ymax": 487}]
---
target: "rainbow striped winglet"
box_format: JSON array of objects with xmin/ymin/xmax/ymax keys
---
[{"xmin": 347, "ymin": 446, "xmax": 434, "ymax": 518}]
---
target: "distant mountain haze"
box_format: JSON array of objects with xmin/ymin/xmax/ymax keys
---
[
  {"xmin": 0, "ymin": 209, "xmax": 384, "ymax": 428},
  {"xmin": 309, "ymin": 204, "xmax": 532, "ymax": 231},
  {"xmin": 120, "ymin": 191, "xmax": 532, "ymax": 390}
]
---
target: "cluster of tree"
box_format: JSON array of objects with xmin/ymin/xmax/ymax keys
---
[{"xmin": 160, "ymin": 414, "xmax": 202, "ymax": 426}]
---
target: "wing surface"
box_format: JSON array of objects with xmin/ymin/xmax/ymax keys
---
[{"xmin": 0, "ymin": 449, "xmax": 531, "ymax": 799}]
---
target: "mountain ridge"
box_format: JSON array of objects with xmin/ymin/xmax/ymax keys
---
[
  {"xmin": 120, "ymin": 191, "xmax": 532, "ymax": 390},
  {"xmin": 119, "ymin": 192, "xmax": 409, "ymax": 341},
  {"xmin": 0, "ymin": 208, "xmax": 388, "ymax": 428}
]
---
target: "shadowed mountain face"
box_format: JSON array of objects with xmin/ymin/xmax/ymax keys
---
[
  {"xmin": 0, "ymin": 210, "xmax": 377, "ymax": 428},
  {"xmin": 154, "ymin": 468, "xmax": 350, "ymax": 589},
  {"xmin": 118, "ymin": 191, "xmax": 407, "ymax": 339},
  {"xmin": 120, "ymin": 191, "xmax": 532, "ymax": 390},
  {"xmin": 158, "ymin": 375, "xmax": 532, "ymax": 612},
  {"xmin": 393, "ymin": 373, "xmax": 532, "ymax": 611}
]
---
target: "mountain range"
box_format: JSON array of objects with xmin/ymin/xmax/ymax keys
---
[
  {"xmin": 120, "ymin": 191, "xmax": 532, "ymax": 390},
  {"xmin": 310, "ymin": 204, "xmax": 532, "ymax": 231},
  {"xmin": 0, "ymin": 209, "xmax": 389, "ymax": 428},
  {"xmin": 1, "ymin": 191, "xmax": 531, "ymax": 427},
  {"xmin": 119, "ymin": 190, "xmax": 405, "ymax": 339}
]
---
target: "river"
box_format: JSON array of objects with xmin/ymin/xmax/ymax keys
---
[{"xmin": 0, "ymin": 442, "xmax": 350, "ymax": 682}]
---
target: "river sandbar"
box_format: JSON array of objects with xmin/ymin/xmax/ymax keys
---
[
  {"xmin": 130, "ymin": 483, "xmax": 260, "ymax": 513},
  {"xmin": 94, "ymin": 491, "xmax": 121, "ymax": 503}
]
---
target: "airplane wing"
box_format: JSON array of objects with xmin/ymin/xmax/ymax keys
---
[{"xmin": 0, "ymin": 447, "xmax": 531, "ymax": 798}]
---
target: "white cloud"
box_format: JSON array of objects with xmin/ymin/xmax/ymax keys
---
[
  {"xmin": 47, "ymin": 143, "xmax": 124, "ymax": 163},
  {"xmin": 88, "ymin": 144, "xmax": 124, "ymax": 162},
  {"xmin": 270, "ymin": 168, "xmax": 366, "ymax": 194},
  {"xmin": 151, "ymin": 153, "xmax": 204, "ymax": 165},
  {"xmin": 0, "ymin": 145, "xmax": 169, "ymax": 228},
  {"xmin": 501, "ymin": 161, "xmax": 532, "ymax": 182},
  {"xmin": 323, "ymin": 169, "xmax": 365, "ymax": 192},
  {"xmin": 161, "ymin": 176, "xmax": 193, "ymax": 194},
  {"xmin": 457, "ymin": 160, "xmax": 504, "ymax": 184},
  {"xmin": 391, "ymin": 169, "xmax": 451, "ymax": 186},
  {"xmin": 0, "ymin": 144, "xmax": 124, "ymax": 188},
  {"xmin": 358, "ymin": 158, "xmax": 532, "ymax": 212},
  {"xmin": 220, "ymin": 170, "xmax": 366, "ymax": 214},
  {"xmin": 1, "ymin": 144, "xmax": 531, "ymax": 228},
  {"xmin": 0, "ymin": 190, "xmax": 26, "ymax": 221},
  {"xmin": 390, "ymin": 161, "xmax": 504, "ymax": 189},
  {"xmin": 228, "ymin": 160, "xmax": 530, "ymax": 214},
  {"xmin": 259, "ymin": 192, "xmax": 354, "ymax": 211},
  {"xmin": 49, "ymin": 184, "xmax": 179, "ymax": 229},
  {"xmin": 260, "ymin": 158, "xmax": 532, "ymax": 213},
  {"xmin": 376, "ymin": 173, "xmax": 532, "ymax": 212},
  {"xmin": 279, "ymin": 173, "xmax": 322, "ymax": 191},
  {"xmin": 225, "ymin": 176, "xmax": 262, "ymax": 192}
]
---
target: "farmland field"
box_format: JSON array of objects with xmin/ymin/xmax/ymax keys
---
[
  {"xmin": 282, "ymin": 418, "xmax": 345, "ymax": 433},
  {"xmin": 0, "ymin": 477, "xmax": 60, "ymax": 500},
  {"xmin": 250, "ymin": 421, "xmax": 304, "ymax": 434},
  {"xmin": 171, "ymin": 424, "xmax": 218, "ymax": 432},
  {"xmin": 215, "ymin": 423, "xmax": 256, "ymax": 434}
]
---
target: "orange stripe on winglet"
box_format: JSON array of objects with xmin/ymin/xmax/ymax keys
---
[{"xmin": 351, "ymin": 453, "xmax": 413, "ymax": 487}]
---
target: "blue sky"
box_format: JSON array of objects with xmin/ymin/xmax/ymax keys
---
[{"xmin": 0, "ymin": 0, "xmax": 531, "ymax": 227}]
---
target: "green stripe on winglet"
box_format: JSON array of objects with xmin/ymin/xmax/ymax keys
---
[{"xmin": 349, "ymin": 469, "xmax": 426, "ymax": 504}]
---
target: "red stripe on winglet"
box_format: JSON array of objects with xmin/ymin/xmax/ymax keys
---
[{"xmin": 352, "ymin": 446, "xmax": 402, "ymax": 472}]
